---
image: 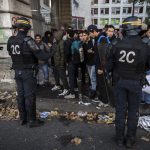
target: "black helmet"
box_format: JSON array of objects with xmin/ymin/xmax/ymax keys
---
[
  {"xmin": 15, "ymin": 17, "xmax": 31, "ymax": 30},
  {"xmin": 122, "ymin": 16, "xmax": 142, "ymax": 36}
]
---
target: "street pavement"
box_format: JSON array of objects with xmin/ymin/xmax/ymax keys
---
[
  {"xmin": 0, "ymin": 85, "xmax": 150, "ymax": 150},
  {"xmin": 0, "ymin": 119, "xmax": 150, "ymax": 150}
]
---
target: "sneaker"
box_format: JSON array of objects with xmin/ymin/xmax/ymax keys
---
[
  {"xmin": 98, "ymin": 101, "xmax": 109, "ymax": 107},
  {"xmin": 92, "ymin": 97, "xmax": 100, "ymax": 103},
  {"xmin": 64, "ymin": 93, "xmax": 75, "ymax": 99},
  {"xmin": 58, "ymin": 89, "xmax": 69, "ymax": 96},
  {"xmin": 51, "ymin": 85, "xmax": 61, "ymax": 91}
]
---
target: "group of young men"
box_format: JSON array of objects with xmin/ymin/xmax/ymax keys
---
[{"xmin": 7, "ymin": 16, "xmax": 150, "ymax": 149}]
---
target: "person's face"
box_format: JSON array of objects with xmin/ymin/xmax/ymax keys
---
[
  {"xmin": 89, "ymin": 31, "xmax": 95, "ymax": 38},
  {"xmin": 83, "ymin": 33, "xmax": 89, "ymax": 42},
  {"xmin": 74, "ymin": 33, "xmax": 78, "ymax": 39},
  {"xmin": 35, "ymin": 36, "xmax": 41, "ymax": 44},
  {"xmin": 79, "ymin": 33, "xmax": 84, "ymax": 41},
  {"xmin": 106, "ymin": 28, "xmax": 115, "ymax": 38},
  {"xmin": 146, "ymin": 29, "xmax": 150, "ymax": 38}
]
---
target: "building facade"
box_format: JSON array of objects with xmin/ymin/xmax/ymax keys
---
[
  {"xmin": 91, "ymin": 0, "xmax": 149, "ymax": 28},
  {"xmin": 72, "ymin": 0, "xmax": 92, "ymax": 29},
  {"xmin": 0, "ymin": 0, "xmax": 51, "ymax": 58},
  {"xmin": 51, "ymin": 0, "xmax": 72, "ymax": 29},
  {"xmin": 0, "ymin": 0, "xmax": 72, "ymax": 90},
  {"xmin": 0, "ymin": 0, "xmax": 51, "ymax": 90}
]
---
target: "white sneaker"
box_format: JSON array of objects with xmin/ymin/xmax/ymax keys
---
[
  {"xmin": 92, "ymin": 97, "xmax": 100, "ymax": 103},
  {"xmin": 97, "ymin": 101, "xmax": 109, "ymax": 107},
  {"xmin": 64, "ymin": 93, "xmax": 75, "ymax": 99},
  {"xmin": 51, "ymin": 85, "xmax": 61, "ymax": 91},
  {"xmin": 58, "ymin": 89, "xmax": 69, "ymax": 96}
]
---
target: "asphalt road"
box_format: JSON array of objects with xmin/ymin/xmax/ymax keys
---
[{"xmin": 0, "ymin": 119, "xmax": 150, "ymax": 150}]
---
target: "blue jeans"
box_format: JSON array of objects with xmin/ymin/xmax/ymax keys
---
[
  {"xmin": 14, "ymin": 69, "xmax": 37, "ymax": 121},
  {"xmin": 114, "ymin": 79, "xmax": 142, "ymax": 139},
  {"xmin": 87, "ymin": 65, "xmax": 96, "ymax": 91},
  {"xmin": 39, "ymin": 64, "xmax": 49, "ymax": 82}
]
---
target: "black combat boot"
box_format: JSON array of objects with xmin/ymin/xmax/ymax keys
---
[
  {"xmin": 28, "ymin": 119, "xmax": 44, "ymax": 128},
  {"xmin": 116, "ymin": 137, "xmax": 125, "ymax": 147},
  {"xmin": 125, "ymin": 137, "xmax": 136, "ymax": 149}
]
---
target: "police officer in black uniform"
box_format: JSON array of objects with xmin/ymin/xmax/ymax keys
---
[
  {"xmin": 107, "ymin": 16, "xmax": 150, "ymax": 148},
  {"xmin": 7, "ymin": 17, "xmax": 50, "ymax": 128}
]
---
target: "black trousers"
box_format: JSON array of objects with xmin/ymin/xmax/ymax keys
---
[
  {"xmin": 53, "ymin": 66, "xmax": 69, "ymax": 89},
  {"xmin": 14, "ymin": 69, "xmax": 37, "ymax": 121},
  {"xmin": 114, "ymin": 79, "xmax": 142, "ymax": 139},
  {"xmin": 96, "ymin": 71, "xmax": 109, "ymax": 104}
]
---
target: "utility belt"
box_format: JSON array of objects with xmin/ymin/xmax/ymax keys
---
[
  {"xmin": 11, "ymin": 64, "xmax": 39, "ymax": 77},
  {"xmin": 113, "ymin": 72, "xmax": 149, "ymax": 86}
]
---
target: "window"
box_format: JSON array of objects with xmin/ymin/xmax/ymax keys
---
[
  {"xmin": 112, "ymin": 0, "xmax": 121, "ymax": 3},
  {"xmin": 101, "ymin": 8, "xmax": 104, "ymax": 14},
  {"xmin": 94, "ymin": 8, "xmax": 98, "ymax": 14},
  {"xmin": 123, "ymin": 7, "xmax": 132, "ymax": 14},
  {"xmin": 94, "ymin": 19, "xmax": 98, "ymax": 25},
  {"xmin": 116, "ymin": 8, "xmax": 120, "ymax": 14},
  {"xmin": 123, "ymin": 8, "xmax": 127, "ymax": 14},
  {"xmin": 99, "ymin": 0, "xmax": 109, "ymax": 4},
  {"xmin": 139, "ymin": 7, "xmax": 143, "ymax": 13},
  {"xmin": 100, "ymin": 8, "xmax": 109, "ymax": 15},
  {"xmin": 128, "ymin": 7, "xmax": 132, "ymax": 14},
  {"xmin": 94, "ymin": 0, "xmax": 98, "ymax": 4},
  {"xmin": 134, "ymin": 7, "xmax": 139, "ymax": 14},
  {"xmin": 112, "ymin": 7, "xmax": 120, "ymax": 15},
  {"xmin": 123, "ymin": 0, "xmax": 129, "ymax": 3},
  {"xmin": 100, "ymin": 18, "xmax": 109, "ymax": 26},
  {"xmin": 105, "ymin": 8, "xmax": 109, "ymax": 14},
  {"xmin": 111, "ymin": 18, "xmax": 120, "ymax": 25}
]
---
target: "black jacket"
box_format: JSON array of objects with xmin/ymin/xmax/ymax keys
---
[
  {"xmin": 7, "ymin": 31, "xmax": 50, "ymax": 69},
  {"xmin": 83, "ymin": 39, "xmax": 95, "ymax": 66},
  {"xmin": 107, "ymin": 35, "xmax": 150, "ymax": 80}
]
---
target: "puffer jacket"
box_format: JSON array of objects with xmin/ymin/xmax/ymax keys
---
[{"xmin": 53, "ymin": 30, "xmax": 66, "ymax": 67}]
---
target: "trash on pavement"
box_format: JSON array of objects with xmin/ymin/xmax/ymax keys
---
[
  {"xmin": 78, "ymin": 101, "xmax": 91, "ymax": 106},
  {"xmin": 71, "ymin": 137, "xmax": 82, "ymax": 145},
  {"xmin": 138, "ymin": 116, "xmax": 150, "ymax": 132},
  {"xmin": 50, "ymin": 111, "xmax": 59, "ymax": 117},
  {"xmin": 140, "ymin": 136, "xmax": 150, "ymax": 142},
  {"xmin": 97, "ymin": 113, "xmax": 115, "ymax": 124},
  {"xmin": 40, "ymin": 112, "xmax": 50, "ymax": 118},
  {"xmin": 77, "ymin": 111, "xmax": 87, "ymax": 117}
]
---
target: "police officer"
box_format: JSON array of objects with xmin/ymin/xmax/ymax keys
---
[
  {"xmin": 7, "ymin": 17, "xmax": 50, "ymax": 128},
  {"xmin": 107, "ymin": 16, "xmax": 150, "ymax": 148}
]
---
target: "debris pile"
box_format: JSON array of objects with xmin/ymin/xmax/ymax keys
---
[{"xmin": 39, "ymin": 111, "xmax": 115, "ymax": 124}]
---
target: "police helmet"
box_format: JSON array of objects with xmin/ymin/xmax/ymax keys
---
[
  {"xmin": 122, "ymin": 16, "xmax": 142, "ymax": 35},
  {"xmin": 15, "ymin": 17, "xmax": 31, "ymax": 30}
]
